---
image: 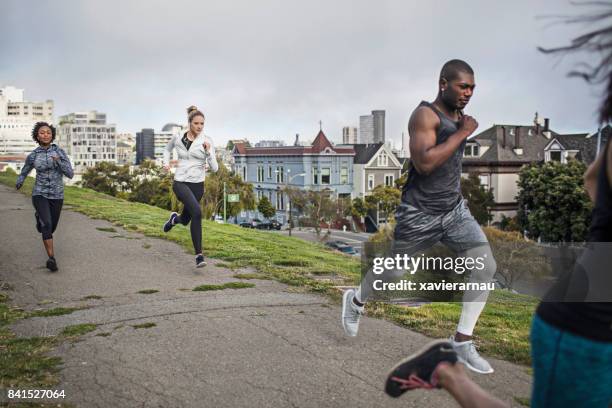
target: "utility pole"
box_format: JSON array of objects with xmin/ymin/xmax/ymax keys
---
[{"xmin": 223, "ymin": 182, "xmax": 227, "ymax": 223}]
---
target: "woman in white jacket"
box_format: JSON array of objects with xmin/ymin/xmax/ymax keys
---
[{"xmin": 162, "ymin": 105, "xmax": 218, "ymax": 267}]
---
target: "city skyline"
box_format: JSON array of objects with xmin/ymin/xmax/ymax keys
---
[{"xmin": 1, "ymin": 0, "xmax": 607, "ymax": 148}]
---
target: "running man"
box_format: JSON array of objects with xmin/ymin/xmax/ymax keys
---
[
  {"xmin": 162, "ymin": 105, "xmax": 218, "ymax": 267},
  {"xmin": 16, "ymin": 122, "xmax": 74, "ymax": 272},
  {"xmin": 342, "ymin": 60, "xmax": 497, "ymax": 374}
]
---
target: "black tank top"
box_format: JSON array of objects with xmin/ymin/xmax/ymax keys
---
[
  {"xmin": 537, "ymin": 138, "xmax": 612, "ymax": 342},
  {"xmin": 402, "ymin": 101, "xmax": 465, "ymax": 214}
]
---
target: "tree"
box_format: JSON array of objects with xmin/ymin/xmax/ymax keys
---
[
  {"xmin": 460, "ymin": 173, "xmax": 495, "ymax": 225},
  {"xmin": 81, "ymin": 162, "xmax": 133, "ymax": 196},
  {"xmin": 203, "ymin": 161, "xmax": 256, "ymax": 219},
  {"xmin": 257, "ymin": 196, "xmax": 276, "ymax": 219},
  {"xmin": 351, "ymin": 197, "xmax": 368, "ymax": 218},
  {"xmin": 303, "ymin": 190, "xmax": 334, "ymax": 236},
  {"xmin": 365, "ymin": 185, "xmax": 401, "ymax": 223},
  {"xmin": 284, "ymin": 186, "xmax": 308, "ymax": 228},
  {"xmin": 485, "ymin": 228, "xmax": 549, "ymax": 290},
  {"xmin": 516, "ymin": 160, "xmax": 592, "ymax": 242}
]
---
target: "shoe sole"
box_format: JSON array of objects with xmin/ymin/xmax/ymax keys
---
[
  {"xmin": 163, "ymin": 213, "xmax": 177, "ymax": 233},
  {"xmin": 341, "ymin": 289, "xmax": 357, "ymax": 337},
  {"xmin": 385, "ymin": 339, "xmax": 455, "ymax": 397},
  {"xmin": 196, "ymin": 261, "xmax": 207, "ymax": 268},
  {"xmin": 458, "ymin": 357, "xmax": 494, "ymax": 374},
  {"xmin": 46, "ymin": 262, "xmax": 58, "ymax": 272}
]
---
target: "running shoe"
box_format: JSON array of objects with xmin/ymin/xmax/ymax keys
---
[
  {"xmin": 341, "ymin": 288, "xmax": 364, "ymax": 337},
  {"xmin": 385, "ymin": 339, "xmax": 458, "ymax": 398},
  {"xmin": 46, "ymin": 257, "xmax": 58, "ymax": 272},
  {"xmin": 163, "ymin": 212, "xmax": 178, "ymax": 233},
  {"xmin": 450, "ymin": 335, "xmax": 494, "ymax": 374},
  {"xmin": 195, "ymin": 254, "xmax": 206, "ymax": 268}
]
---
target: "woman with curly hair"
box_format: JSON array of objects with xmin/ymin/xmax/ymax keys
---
[
  {"xmin": 16, "ymin": 122, "xmax": 74, "ymax": 272},
  {"xmin": 161, "ymin": 106, "xmax": 218, "ymax": 267}
]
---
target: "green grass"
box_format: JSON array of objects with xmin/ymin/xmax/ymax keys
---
[
  {"xmin": 81, "ymin": 295, "xmax": 103, "ymax": 300},
  {"xmin": 514, "ymin": 396, "xmax": 531, "ymax": 407},
  {"xmin": 0, "ymin": 170, "xmax": 537, "ymax": 365},
  {"xmin": 96, "ymin": 226, "xmax": 117, "ymax": 233},
  {"xmin": 137, "ymin": 289, "xmax": 159, "ymax": 294},
  {"xmin": 132, "ymin": 322, "xmax": 156, "ymax": 329},
  {"xmin": 193, "ymin": 282, "xmax": 256, "ymax": 291},
  {"xmin": 233, "ymin": 273, "xmax": 272, "ymax": 280},
  {"xmin": 0, "ymin": 295, "xmax": 62, "ymax": 388},
  {"xmin": 27, "ymin": 307, "xmax": 82, "ymax": 318},
  {"xmin": 60, "ymin": 324, "xmax": 98, "ymax": 337}
]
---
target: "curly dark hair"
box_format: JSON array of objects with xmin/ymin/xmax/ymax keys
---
[
  {"xmin": 31, "ymin": 122, "xmax": 56, "ymax": 145},
  {"xmin": 539, "ymin": 2, "xmax": 612, "ymax": 123}
]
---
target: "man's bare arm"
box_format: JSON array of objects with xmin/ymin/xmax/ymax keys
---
[{"xmin": 408, "ymin": 107, "xmax": 477, "ymax": 175}]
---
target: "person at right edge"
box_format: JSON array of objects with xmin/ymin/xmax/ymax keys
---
[
  {"xmin": 341, "ymin": 59, "xmax": 498, "ymax": 374},
  {"xmin": 383, "ymin": 13, "xmax": 612, "ymax": 405}
]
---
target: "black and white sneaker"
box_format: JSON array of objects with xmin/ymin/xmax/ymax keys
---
[
  {"xmin": 195, "ymin": 254, "xmax": 206, "ymax": 268},
  {"xmin": 385, "ymin": 339, "xmax": 458, "ymax": 398},
  {"xmin": 163, "ymin": 212, "xmax": 178, "ymax": 233},
  {"xmin": 46, "ymin": 257, "xmax": 58, "ymax": 272}
]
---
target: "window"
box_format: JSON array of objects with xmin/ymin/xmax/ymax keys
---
[
  {"xmin": 268, "ymin": 166, "xmax": 272, "ymax": 179},
  {"xmin": 478, "ymin": 174, "xmax": 490, "ymax": 190},
  {"xmin": 378, "ymin": 152, "xmax": 388, "ymax": 167},
  {"xmin": 257, "ymin": 165, "xmax": 264, "ymax": 182},
  {"xmin": 257, "ymin": 190, "xmax": 263, "ymax": 200},
  {"xmin": 276, "ymin": 166, "xmax": 284, "ymax": 183},
  {"xmin": 550, "ymin": 151, "xmax": 562, "ymax": 162},
  {"xmin": 464, "ymin": 144, "xmax": 480, "ymax": 157},
  {"xmin": 340, "ymin": 167, "xmax": 348, "ymax": 184},
  {"xmin": 242, "ymin": 166, "xmax": 247, "ymax": 181},
  {"xmin": 321, "ymin": 168, "xmax": 330, "ymax": 185},
  {"xmin": 368, "ymin": 174, "xmax": 375, "ymax": 190},
  {"xmin": 276, "ymin": 192, "xmax": 285, "ymax": 210},
  {"xmin": 384, "ymin": 174, "xmax": 394, "ymax": 187},
  {"xmin": 312, "ymin": 168, "xmax": 318, "ymax": 185}
]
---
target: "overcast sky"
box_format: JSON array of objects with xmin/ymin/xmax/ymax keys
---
[{"xmin": 1, "ymin": 0, "xmax": 608, "ymax": 148}]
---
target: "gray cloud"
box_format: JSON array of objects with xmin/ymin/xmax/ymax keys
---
[{"xmin": 1, "ymin": 0, "xmax": 606, "ymax": 148}]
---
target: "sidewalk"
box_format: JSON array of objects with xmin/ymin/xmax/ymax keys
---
[{"xmin": 0, "ymin": 185, "xmax": 532, "ymax": 407}]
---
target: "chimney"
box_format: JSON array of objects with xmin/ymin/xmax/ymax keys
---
[
  {"xmin": 513, "ymin": 126, "xmax": 523, "ymax": 155},
  {"xmin": 515, "ymin": 126, "xmax": 520, "ymax": 149},
  {"xmin": 544, "ymin": 118, "xmax": 550, "ymax": 132},
  {"xmin": 501, "ymin": 126, "xmax": 506, "ymax": 148},
  {"xmin": 294, "ymin": 133, "xmax": 299, "ymax": 146}
]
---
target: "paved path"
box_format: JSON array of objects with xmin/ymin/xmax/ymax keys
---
[{"xmin": 0, "ymin": 185, "xmax": 532, "ymax": 407}]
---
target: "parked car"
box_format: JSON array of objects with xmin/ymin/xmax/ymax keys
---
[
  {"xmin": 325, "ymin": 240, "xmax": 358, "ymax": 255},
  {"xmin": 240, "ymin": 218, "xmax": 262, "ymax": 228},
  {"xmin": 256, "ymin": 220, "xmax": 282, "ymax": 230}
]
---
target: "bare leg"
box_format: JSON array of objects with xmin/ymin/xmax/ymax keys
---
[
  {"xmin": 43, "ymin": 238, "xmax": 54, "ymax": 258},
  {"xmin": 436, "ymin": 363, "xmax": 508, "ymax": 408}
]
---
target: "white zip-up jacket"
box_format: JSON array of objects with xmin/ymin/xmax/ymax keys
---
[{"xmin": 163, "ymin": 132, "xmax": 219, "ymax": 183}]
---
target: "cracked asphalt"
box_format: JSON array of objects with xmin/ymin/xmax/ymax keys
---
[{"xmin": 0, "ymin": 185, "xmax": 532, "ymax": 407}]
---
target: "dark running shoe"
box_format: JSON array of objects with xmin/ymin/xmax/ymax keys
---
[
  {"xmin": 385, "ymin": 339, "xmax": 458, "ymax": 398},
  {"xmin": 46, "ymin": 257, "xmax": 58, "ymax": 272},
  {"xmin": 195, "ymin": 254, "xmax": 206, "ymax": 268},
  {"xmin": 163, "ymin": 212, "xmax": 178, "ymax": 233}
]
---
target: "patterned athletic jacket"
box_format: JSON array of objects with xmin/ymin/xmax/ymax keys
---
[{"xmin": 16, "ymin": 144, "xmax": 74, "ymax": 199}]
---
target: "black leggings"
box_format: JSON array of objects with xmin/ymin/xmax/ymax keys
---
[
  {"xmin": 32, "ymin": 195, "xmax": 63, "ymax": 240},
  {"xmin": 172, "ymin": 181, "xmax": 204, "ymax": 254}
]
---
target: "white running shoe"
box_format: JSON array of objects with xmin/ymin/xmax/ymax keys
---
[
  {"xmin": 450, "ymin": 336, "xmax": 494, "ymax": 374},
  {"xmin": 341, "ymin": 288, "xmax": 364, "ymax": 337}
]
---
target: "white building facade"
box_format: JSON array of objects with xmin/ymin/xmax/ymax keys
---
[
  {"xmin": 0, "ymin": 86, "xmax": 54, "ymax": 156},
  {"xmin": 57, "ymin": 111, "xmax": 116, "ymax": 174}
]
